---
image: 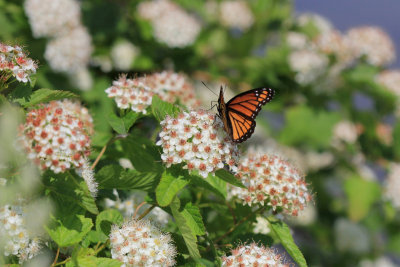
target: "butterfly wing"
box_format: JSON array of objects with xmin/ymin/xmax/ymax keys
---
[{"xmin": 225, "ymin": 88, "xmax": 274, "ymax": 143}]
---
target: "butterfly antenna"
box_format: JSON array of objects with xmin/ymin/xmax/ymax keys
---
[{"xmin": 202, "ymin": 81, "xmax": 218, "ymax": 96}]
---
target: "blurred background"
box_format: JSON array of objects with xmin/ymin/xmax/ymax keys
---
[{"xmin": 1, "ymin": 0, "xmax": 400, "ymax": 266}]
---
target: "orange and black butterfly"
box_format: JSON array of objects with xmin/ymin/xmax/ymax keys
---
[{"xmin": 217, "ymin": 86, "xmax": 275, "ymax": 143}]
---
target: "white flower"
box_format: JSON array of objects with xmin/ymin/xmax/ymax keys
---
[
  {"xmin": 384, "ymin": 163, "xmax": 400, "ymax": 208},
  {"xmin": 19, "ymin": 100, "xmax": 93, "ymax": 173},
  {"xmin": 376, "ymin": 69, "xmax": 400, "ymax": 97},
  {"xmin": 137, "ymin": 0, "xmax": 178, "ymax": 21},
  {"xmin": 297, "ymin": 13, "xmax": 333, "ymax": 34},
  {"xmin": 230, "ymin": 153, "xmax": 312, "ymax": 216},
  {"xmin": 110, "ymin": 218, "xmax": 176, "ymax": 266},
  {"xmin": 76, "ymin": 159, "xmax": 97, "ymax": 197},
  {"xmin": 111, "ymin": 41, "xmax": 139, "ymax": 71},
  {"xmin": 305, "ymin": 150, "xmax": 334, "ymax": 171},
  {"xmin": 24, "ymin": 0, "xmax": 81, "ymax": 38},
  {"xmin": 334, "ymin": 218, "xmax": 370, "ymax": 254},
  {"xmin": 145, "ymin": 71, "xmax": 200, "ymax": 108},
  {"xmin": 219, "ymin": 1, "xmax": 254, "ymax": 31},
  {"xmin": 287, "ymin": 203, "xmax": 317, "ymax": 226},
  {"xmin": 252, "ymin": 216, "xmax": 270, "ymax": 235},
  {"xmin": 347, "ymin": 26, "xmax": 396, "ymax": 66},
  {"xmin": 90, "ymin": 55, "xmax": 112, "ymax": 72},
  {"xmin": 313, "ymin": 30, "xmax": 355, "ymax": 67},
  {"xmin": 222, "ymin": 243, "xmax": 286, "ymax": 267},
  {"xmin": 105, "ymin": 75, "xmax": 153, "ymax": 114},
  {"xmin": 288, "ymin": 49, "xmax": 328, "ymax": 85},
  {"xmin": 332, "ymin": 120, "xmax": 358, "ymax": 144},
  {"xmin": 45, "ymin": 26, "xmax": 93, "ymax": 73},
  {"xmin": 157, "ymin": 110, "xmax": 240, "ymax": 178},
  {"xmin": 152, "ymin": 9, "xmax": 201, "ymax": 48},
  {"xmin": 286, "ymin": 31, "xmax": 309, "ymax": 50},
  {"xmin": 69, "ymin": 68, "xmax": 93, "ymax": 91},
  {"xmin": 0, "ymin": 205, "xmax": 42, "ymax": 263},
  {"xmin": 359, "ymin": 257, "xmax": 397, "ymax": 267},
  {"xmin": 0, "ymin": 43, "xmax": 37, "ymax": 84}
]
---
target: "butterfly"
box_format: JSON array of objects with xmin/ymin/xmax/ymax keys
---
[{"xmin": 217, "ymin": 86, "xmax": 275, "ymax": 143}]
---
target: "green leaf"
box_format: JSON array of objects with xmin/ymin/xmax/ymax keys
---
[
  {"xmin": 121, "ymin": 137, "xmax": 163, "ymax": 172},
  {"xmin": 344, "ymin": 176, "xmax": 381, "ymax": 222},
  {"xmin": 279, "ymin": 105, "xmax": 340, "ymax": 149},
  {"xmin": 156, "ymin": 170, "xmax": 189, "ymax": 207},
  {"xmin": 107, "ymin": 112, "xmax": 139, "ymax": 134},
  {"xmin": 170, "ymin": 197, "xmax": 201, "ymax": 259},
  {"xmin": 46, "ymin": 215, "xmax": 93, "ymax": 247},
  {"xmin": 189, "ymin": 174, "xmax": 226, "ymax": 199},
  {"xmin": 66, "ymin": 256, "xmax": 122, "ymax": 267},
  {"xmin": 181, "ymin": 203, "xmax": 206, "ymax": 236},
  {"xmin": 94, "ymin": 209, "xmax": 124, "ymax": 242},
  {"xmin": 96, "ymin": 165, "xmax": 160, "ymax": 191},
  {"xmin": 151, "ymin": 95, "xmax": 181, "ymax": 122},
  {"xmin": 268, "ymin": 218, "xmax": 307, "ymax": 267},
  {"xmin": 43, "ymin": 171, "xmax": 98, "ymax": 215},
  {"xmin": 14, "ymin": 88, "xmax": 77, "ymax": 107},
  {"xmin": 214, "ymin": 169, "xmax": 246, "ymax": 188}
]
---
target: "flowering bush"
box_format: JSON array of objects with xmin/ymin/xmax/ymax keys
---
[{"xmin": 1, "ymin": 0, "xmax": 400, "ymax": 266}]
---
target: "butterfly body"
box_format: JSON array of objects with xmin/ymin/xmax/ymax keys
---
[{"xmin": 217, "ymin": 86, "xmax": 274, "ymax": 143}]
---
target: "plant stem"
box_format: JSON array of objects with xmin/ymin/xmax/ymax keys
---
[
  {"xmin": 50, "ymin": 247, "xmax": 60, "ymax": 267},
  {"xmin": 94, "ymin": 240, "xmax": 110, "ymax": 255},
  {"xmin": 91, "ymin": 134, "xmax": 126, "ymax": 170},
  {"xmin": 137, "ymin": 205, "xmax": 156, "ymax": 220},
  {"xmin": 133, "ymin": 201, "xmax": 147, "ymax": 219},
  {"xmin": 54, "ymin": 258, "xmax": 70, "ymax": 266}
]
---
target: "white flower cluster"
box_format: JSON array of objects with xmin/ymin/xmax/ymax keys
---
[
  {"xmin": 20, "ymin": 100, "xmax": 93, "ymax": 173},
  {"xmin": 145, "ymin": 71, "xmax": 200, "ymax": 108},
  {"xmin": 0, "ymin": 205, "xmax": 41, "ymax": 263},
  {"xmin": 105, "ymin": 190, "xmax": 171, "ymax": 227},
  {"xmin": 297, "ymin": 13, "xmax": 333, "ymax": 34},
  {"xmin": 138, "ymin": 0, "xmax": 201, "ymax": 48},
  {"xmin": 346, "ymin": 26, "xmax": 396, "ymax": 67},
  {"xmin": 376, "ymin": 70, "xmax": 400, "ymax": 96},
  {"xmin": 384, "ymin": 163, "xmax": 400, "ymax": 208},
  {"xmin": 24, "ymin": 0, "xmax": 81, "ymax": 38},
  {"xmin": 332, "ymin": 120, "xmax": 359, "ymax": 145},
  {"xmin": 222, "ymin": 243, "xmax": 286, "ymax": 267},
  {"xmin": 110, "ymin": 218, "xmax": 176, "ymax": 266},
  {"xmin": 288, "ymin": 49, "xmax": 328, "ymax": 85},
  {"xmin": 313, "ymin": 30, "xmax": 355, "ymax": 66},
  {"xmin": 286, "ymin": 31, "xmax": 308, "ymax": 50},
  {"xmin": 24, "ymin": 0, "xmax": 93, "ymax": 86},
  {"xmin": 219, "ymin": 1, "xmax": 254, "ymax": 31},
  {"xmin": 230, "ymin": 153, "xmax": 311, "ymax": 216},
  {"xmin": 156, "ymin": 110, "xmax": 240, "ymax": 178},
  {"xmin": 105, "ymin": 75, "xmax": 153, "ymax": 114},
  {"xmin": 44, "ymin": 26, "xmax": 92, "ymax": 73},
  {"xmin": 111, "ymin": 41, "xmax": 139, "ymax": 71},
  {"xmin": 0, "ymin": 43, "xmax": 37, "ymax": 84}
]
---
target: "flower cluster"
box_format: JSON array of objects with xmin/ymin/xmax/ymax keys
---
[
  {"xmin": 222, "ymin": 243, "xmax": 286, "ymax": 267},
  {"xmin": 376, "ymin": 70, "xmax": 400, "ymax": 96},
  {"xmin": 145, "ymin": 71, "xmax": 200, "ymax": 108},
  {"xmin": 332, "ymin": 120, "xmax": 359, "ymax": 145},
  {"xmin": 111, "ymin": 41, "xmax": 139, "ymax": 71},
  {"xmin": 347, "ymin": 26, "xmax": 396, "ymax": 66},
  {"xmin": 313, "ymin": 30, "xmax": 355, "ymax": 66},
  {"xmin": 230, "ymin": 153, "xmax": 311, "ymax": 216},
  {"xmin": 105, "ymin": 75, "xmax": 153, "ymax": 114},
  {"xmin": 44, "ymin": 26, "xmax": 92, "ymax": 73},
  {"xmin": 0, "ymin": 43, "xmax": 37, "ymax": 84},
  {"xmin": 288, "ymin": 49, "xmax": 328, "ymax": 85},
  {"xmin": 156, "ymin": 110, "xmax": 240, "ymax": 178},
  {"xmin": 24, "ymin": 0, "xmax": 93, "ymax": 82},
  {"xmin": 138, "ymin": 0, "xmax": 201, "ymax": 48},
  {"xmin": 297, "ymin": 13, "xmax": 333, "ymax": 34},
  {"xmin": 24, "ymin": 0, "xmax": 80, "ymax": 38},
  {"xmin": 384, "ymin": 163, "xmax": 400, "ymax": 208},
  {"xmin": 110, "ymin": 218, "xmax": 176, "ymax": 266},
  {"xmin": 219, "ymin": 1, "xmax": 254, "ymax": 31},
  {"xmin": 19, "ymin": 100, "xmax": 93, "ymax": 173},
  {"xmin": 0, "ymin": 205, "xmax": 41, "ymax": 263}
]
